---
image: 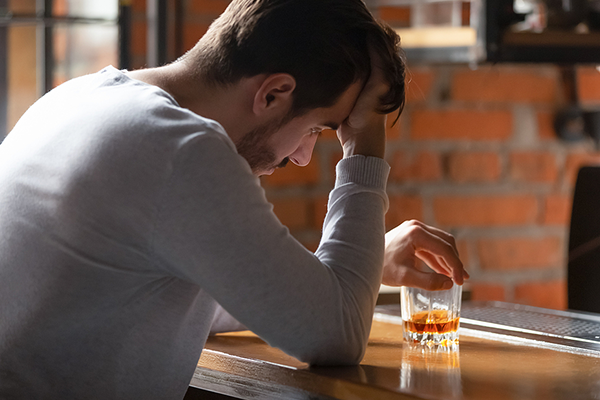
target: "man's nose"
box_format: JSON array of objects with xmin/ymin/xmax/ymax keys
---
[{"xmin": 289, "ymin": 134, "xmax": 318, "ymax": 167}]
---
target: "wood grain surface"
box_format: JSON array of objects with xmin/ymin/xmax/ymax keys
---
[{"xmin": 193, "ymin": 317, "xmax": 600, "ymax": 399}]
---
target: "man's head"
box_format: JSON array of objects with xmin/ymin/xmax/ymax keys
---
[
  {"xmin": 179, "ymin": 0, "xmax": 406, "ymax": 175},
  {"xmin": 234, "ymin": 80, "xmax": 364, "ymax": 175},
  {"xmin": 185, "ymin": 0, "xmax": 405, "ymax": 119}
]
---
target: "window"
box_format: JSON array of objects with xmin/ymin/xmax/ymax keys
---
[{"xmin": 1, "ymin": 0, "xmax": 119, "ymax": 136}]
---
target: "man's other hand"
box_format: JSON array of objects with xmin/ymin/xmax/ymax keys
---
[{"xmin": 383, "ymin": 220, "xmax": 470, "ymax": 290}]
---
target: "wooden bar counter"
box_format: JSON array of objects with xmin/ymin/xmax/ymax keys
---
[{"xmin": 191, "ymin": 302, "xmax": 600, "ymax": 399}]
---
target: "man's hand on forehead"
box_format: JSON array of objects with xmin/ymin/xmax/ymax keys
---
[
  {"xmin": 348, "ymin": 57, "xmax": 389, "ymax": 127},
  {"xmin": 336, "ymin": 53, "xmax": 389, "ymax": 160}
]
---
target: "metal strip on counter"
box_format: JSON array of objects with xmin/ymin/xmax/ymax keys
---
[{"xmin": 375, "ymin": 301, "xmax": 600, "ymax": 356}]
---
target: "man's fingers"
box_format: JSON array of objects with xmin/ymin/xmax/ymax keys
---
[
  {"xmin": 402, "ymin": 219, "xmax": 458, "ymax": 256},
  {"xmin": 397, "ymin": 220, "xmax": 467, "ymax": 285},
  {"xmin": 383, "ymin": 219, "xmax": 470, "ymax": 290},
  {"xmin": 393, "ymin": 267, "xmax": 454, "ymax": 291},
  {"xmin": 416, "ymin": 250, "xmax": 466, "ymax": 285},
  {"xmin": 411, "ymin": 226, "xmax": 464, "ymax": 277},
  {"xmin": 413, "ymin": 250, "xmax": 454, "ymax": 280}
]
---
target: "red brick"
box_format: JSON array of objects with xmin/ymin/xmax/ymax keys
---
[
  {"xmin": 131, "ymin": 20, "xmax": 147, "ymax": 57},
  {"xmin": 188, "ymin": 0, "xmax": 231, "ymax": 15},
  {"xmin": 183, "ymin": 23, "xmax": 212, "ymax": 52},
  {"xmin": 330, "ymin": 149, "xmax": 344, "ymax": 165},
  {"xmin": 320, "ymin": 129, "xmax": 338, "ymax": 142},
  {"xmin": 477, "ymin": 236, "xmax": 563, "ymax": 270},
  {"xmin": 514, "ymin": 280, "xmax": 567, "ymax": 310},
  {"xmin": 379, "ymin": 6, "xmax": 411, "ymax": 27},
  {"xmin": 131, "ymin": 0, "xmax": 145, "ymax": 12},
  {"xmin": 452, "ymin": 67, "xmax": 558, "ymax": 104},
  {"xmin": 389, "ymin": 151, "xmax": 443, "ymax": 183},
  {"xmin": 411, "ymin": 109, "xmax": 512, "ymax": 141},
  {"xmin": 130, "ymin": 55, "xmax": 147, "ymax": 70},
  {"xmin": 537, "ymin": 110, "xmax": 556, "ymax": 140},
  {"xmin": 457, "ymin": 239, "xmax": 470, "ymax": 267},
  {"xmin": 509, "ymin": 151, "xmax": 558, "ymax": 183},
  {"xmin": 470, "ymin": 283, "xmax": 506, "ymax": 302},
  {"xmin": 578, "ymin": 66, "xmax": 600, "ymax": 105},
  {"xmin": 262, "ymin": 158, "xmax": 320, "ymax": 187},
  {"xmin": 385, "ymin": 195, "xmax": 424, "ymax": 229},
  {"xmin": 543, "ymin": 194, "xmax": 572, "ymax": 225},
  {"xmin": 271, "ymin": 198, "xmax": 309, "ymax": 229},
  {"xmin": 300, "ymin": 239, "xmax": 319, "ymax": 253},
  {"xmin": 433, "ymin": 195, "xmax": 538, "ymax": 227},
  {"xmin": 405, "ymin": 69, "xmax": 435, "ymax": 104},
  {"xmin": 448, "ymin": 151, "xmax": 502, "ymax": 183},
  {"xmin": 564, "ymin": 152, "xmax": 600, "ymax": 187},
  {"xmin": 461, "ymin": 3, "xmax": 471, "ymax": 25},
  {"xmin": 327, "ymin": 150, "xmax": 344, "ymax": 185}
]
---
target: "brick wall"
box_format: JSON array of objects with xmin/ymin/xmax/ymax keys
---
[
  {"xmin": 14, "ymin": 1, "xmax": 600, "ymax": 311},
  {"xmin": 260, "ymin": 63, "xmax": 600, "ymax": 310}
]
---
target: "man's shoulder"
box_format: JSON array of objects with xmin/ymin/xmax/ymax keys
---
[{"xmin": 65, "ymin": 67, "xmax": 233, "ymax": 147}]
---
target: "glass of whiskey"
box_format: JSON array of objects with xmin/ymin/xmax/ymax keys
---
[{"xmin": 400, "ymin": 284, "xmax": 462, "ymax": 346}]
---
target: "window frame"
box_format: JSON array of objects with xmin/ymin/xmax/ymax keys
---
[{"xmin": 0, "ymin": 0, "xmax": 129, "ymax": 137}]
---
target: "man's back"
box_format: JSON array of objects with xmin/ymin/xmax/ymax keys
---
[
  {"xmin": 0, "ymin": 65, "xmax": 392, "ymax": 400},
  {"xmin": 0, "ymin": 67, "xmax": 228, "ymax": 399}
]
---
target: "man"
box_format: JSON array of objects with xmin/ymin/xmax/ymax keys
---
[{"xmin": 0, "ymin": 0, "xmax": 468, "ymax": 399}]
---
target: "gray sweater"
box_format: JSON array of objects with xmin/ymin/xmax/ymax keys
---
[{"xmin": 0, "ymin": 66, "xmax": 389, "ymax": 400}]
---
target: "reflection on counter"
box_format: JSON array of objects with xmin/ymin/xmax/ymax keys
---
[{"xmin": 400, "ymin": 343, "xmax": 462, "ymax": 399}]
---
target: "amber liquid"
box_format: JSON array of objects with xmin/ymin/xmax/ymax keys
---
[{"xmin": 403, "ymin": 310, "xmax": 459, "ymax": 335}]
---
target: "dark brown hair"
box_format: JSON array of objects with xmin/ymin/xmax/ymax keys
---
[{"xmin": 186, "ymin": 0, "xmax": 406, "ymax": 117}]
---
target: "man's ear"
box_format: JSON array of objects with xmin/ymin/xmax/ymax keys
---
[{"xmin": 253, "ymin": 73, "xmax": 296, "ymax": 117}]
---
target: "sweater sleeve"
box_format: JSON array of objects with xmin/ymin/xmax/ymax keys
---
[{"xmin": 152, "ymin": 133, "xmax": 389, "ymax": 365}]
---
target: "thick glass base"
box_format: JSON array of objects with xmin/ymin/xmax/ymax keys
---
[{"xmin": 403, "ymin": 329, "xmax": 459, "ymax": 347}]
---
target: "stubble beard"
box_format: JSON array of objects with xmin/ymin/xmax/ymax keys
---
[{"xmin": 234, "ymin": 116, "xmax": 291, "ymax": 176}]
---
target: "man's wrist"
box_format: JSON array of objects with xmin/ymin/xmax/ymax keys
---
[
  {"xmin": 342, "ymin": 140, "xmax": 385, "ymax": 159},
  {"xmin": 340, "ymin": 116, "xmax": 386, "ymax": 159}
]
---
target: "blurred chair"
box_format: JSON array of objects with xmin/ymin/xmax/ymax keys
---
[{"xmin": 568, "ymin": 165, "xmax": 600, "ymax": 313}]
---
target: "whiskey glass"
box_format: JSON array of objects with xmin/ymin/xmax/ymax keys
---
[{"xmin": 400, "ymin": 284, "xmax": 462, "ymax": 346}]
